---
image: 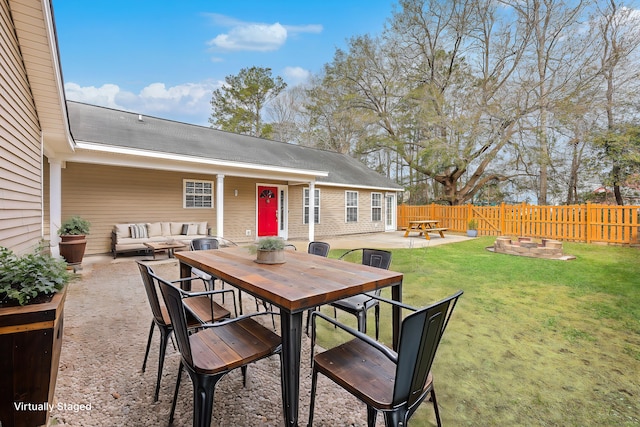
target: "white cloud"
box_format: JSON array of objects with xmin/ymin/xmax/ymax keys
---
[
  {"xmin": 64, "ymin": 81, "xmax": 222, "ymax": 126},
  {"xmin": 206, "ymin": 14, "xmax": 322, "ymax": 53},
  {"xmin": 209, "ymin": 22, "xmax": 287, "ymax": 52},
  {"xmin": 283, "ymin": 66, "xmax": 311, "ymax": 85},
  {"xmin": 64, "ymin": 83, "xmax": 124, "ymax": 109}
]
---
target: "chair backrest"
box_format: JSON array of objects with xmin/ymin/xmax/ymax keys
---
[
  {"xmin": 153, "ymin": 272, "xmax": 195, "ymax": 367},
  {"xmin": 339, "ymin": 248, "xmax": 392, "ymax": 270},
  {"xmin": 308, "ymin": 241, "xmax": 330, "ymax": 257},
  {"xmin": 393, "ymin": 290, "xmax": 463, "ymax": 410},
  {"xmin": 190, "ymin": 237, "xmax": 219, "ymax": 251},
  {"xmin": 136, "ymin": 261, "xmax": 167, "ymax": 327}
]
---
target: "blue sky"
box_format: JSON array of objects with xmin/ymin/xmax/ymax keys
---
[{"xmin": 53, "ymin": 1, "xmax": 395, "ymax": 126}]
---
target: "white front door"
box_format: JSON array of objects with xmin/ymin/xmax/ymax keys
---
[{"xmin": 385, "ymin": 193, "xmax": 396, "ymax": 231}]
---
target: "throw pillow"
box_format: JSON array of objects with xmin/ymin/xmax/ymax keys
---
[
  {"xmin": 130, "ymin": 224, "xmax": 148, "ymax": 239},
  {"xmin": 181, "ymin": 224, "xmax": 189, "ymax": 235}
]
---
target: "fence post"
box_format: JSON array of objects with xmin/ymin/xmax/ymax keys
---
[{"xmin": 585, "ymin": 202, "xmax": 591, "ymax": 243}]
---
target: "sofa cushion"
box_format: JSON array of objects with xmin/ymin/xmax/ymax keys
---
[
  {"xmin": 170, "ymin": 222, "xmax": 184, "ymax": 235},
  {"xmin": 147, "ymin": 222, "xmax": 162, "ymax": 237},
  {"xmin": 197, "ymin": 221, "xmax": 208, "ymax": 235},
  {"xmin": 114, "ymin": 223, "xmax": 131, "ymax": 238},
  {"xmin": 161, "ymin": 222, "xmax": 171, "ymax": 236}
]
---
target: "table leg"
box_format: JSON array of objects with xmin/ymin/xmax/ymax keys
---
[
  {"xmin": 280, "ymin": 311, "xmax": 303, "ymax": 426},
  {"xmin": 179, "ymin": 261, "xmax": 193, "ymax": 291},
  {"xmin": 392, "ymin": 281, "xmax": 402, "ymax": 351}
]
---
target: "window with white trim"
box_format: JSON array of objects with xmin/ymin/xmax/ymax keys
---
[
  {"xmin": 371, "ymin": 192, "xmax": 382, "ymax": 221},
  {"xmin": 184, "ymin": 179, "xmax": 213, "ymax": 208},
  {"xmin": 345, "ymin": 191, "xmax": 358, "ymax": 222},
  {"xmin": 303, "ymin": 188, "xmax": 320, "ymax": 224}
]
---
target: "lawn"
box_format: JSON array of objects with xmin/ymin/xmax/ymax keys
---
[{"xmin": 314, "ymin": 237, "xmax": 640, "ymax": 426}]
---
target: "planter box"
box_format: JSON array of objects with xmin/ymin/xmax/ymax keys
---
[{"xmin": 0, "ymin": 287, "xmax": 67, "ymax": 427}]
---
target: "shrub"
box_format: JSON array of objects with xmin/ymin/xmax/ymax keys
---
[
  {"xmin": 0, "ymin": 246, "xmax": 71, "ymax": 306},
  {"xmin": 58, "ymin": 216, "xmax": 91, "ymax": 235}
]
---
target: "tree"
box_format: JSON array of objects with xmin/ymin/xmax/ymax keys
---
[
  {"xmin": 209, "ymin": 66, "xmax": 287, "ymax": 138},
  {"xmin": 593, "ymin": 0, "xmax": 640, "ymax": 204}
]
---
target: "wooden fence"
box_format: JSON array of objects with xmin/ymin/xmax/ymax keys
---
[{"xmin": 397, "ymin": 203, "xmax": 640, "ymax": 245}]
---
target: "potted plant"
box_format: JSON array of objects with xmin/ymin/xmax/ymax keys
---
[
  {"xmin": 467, "ymin": 218, "xmax": 479, "ymax": 237},
  {"xmin": 253, "ymin": 236, "xmax": 286, "ymax": 264},
  {"xmin": 0, "ymin": 246, "xmax": 72, "ymax": 427},
  {"xmin": 58, "ymin": 216, "xmax": 91, "ymax": 266}
]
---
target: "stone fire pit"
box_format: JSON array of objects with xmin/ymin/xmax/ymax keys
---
[{"xmin": 487, "ymin": 236, "xmax": 575, "ymax": 260}]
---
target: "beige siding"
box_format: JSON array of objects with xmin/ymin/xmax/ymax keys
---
[
  {"xmin": 0, "ymin": 0, "xmax": 43, "ymax": 254},
  {"xmin": 287, "ymin": 186, "xmax": 387, "ymax": 240}
]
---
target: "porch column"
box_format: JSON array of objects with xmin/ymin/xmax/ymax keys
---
[
  {"xmin": 308, "ymin": 181, "xmax": 315, "ymax": 242},
  {"xmin": 216, "ymin": 174, "xmax": 224, "ymax": 237},
  {"xmin": 49, "ymin": 158, "xmax": 62, "ymax": 258}
]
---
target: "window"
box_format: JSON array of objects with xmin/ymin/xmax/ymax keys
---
[
  {"xmin": 345, "ymin": 191, "xmax": 358, "ymax": 222},
  {"xmin": 184, "ymin": 180, "xmax": 213, "ymax": 208},
  {"xmin": 371, "ymin": 192, "xmax": 382, "ymax": 221},
  {"xmin": 304, "ymin": 188, "xmax": 320, "ymax": 224}
]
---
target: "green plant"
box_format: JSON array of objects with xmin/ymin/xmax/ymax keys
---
[
  {"xmin": 256, "ymin": 236, "xmax": 286, "ymax": 251},
  {"xmin": 467, "ymin": 218, "xmax": 478, "ymax": 230},
  {"xmin": 0, "ymin": 246, "xmax": 71, "ymax": 306},
  {"xmin": 58, "ymin": 216, "xmax": 91, "ymax": 236}
]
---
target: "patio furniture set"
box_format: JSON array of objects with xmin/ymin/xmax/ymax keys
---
[{"xmin": 137, "ymin": 238, "xmax": 462, "ymax": 427}]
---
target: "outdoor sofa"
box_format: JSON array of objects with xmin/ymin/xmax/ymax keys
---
[{"xmin": 111, "ymin": 221, "xmax": 209, "ymax": 258}]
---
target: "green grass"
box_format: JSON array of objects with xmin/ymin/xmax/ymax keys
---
[{"xmin": 314, "ymin": 238, "xmax": 640, "ymax": 426}]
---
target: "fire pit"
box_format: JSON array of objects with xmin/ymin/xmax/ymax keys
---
[{"xmin": 487, "ymin": 236, "xmax": 575, "ymax": 260}]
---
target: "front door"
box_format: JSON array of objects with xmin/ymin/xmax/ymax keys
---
[{"xmin": 258, "ymin": 186, "xmax": 279, "ymax": 236}]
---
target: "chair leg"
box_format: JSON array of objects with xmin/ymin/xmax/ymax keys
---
[
  {"xmin": 169, "ymin": 362, "xmax": 183, "ymax": 424},
  {"xmin": 154, "ymin": 325, "xmax": 172, "ymax": 401},
  {"xmin": 192, "ymin": 373, "xmax": 221, "ymax": 427},
  {"xmin": 431, "ymin": 387, "xmax": 442, "ymax": 427},
  {"xmin": 241, "ymin": 365, "xmax": 248, "ymax": 387},
  {"xmin": 308, "ymin": 368, "xmax": 319, "ymax": 427},
  {"xmin": 142, "ymin": 321, "xmax": 155, "ymax": 372},
  {"xmin": 375, "ymin": 304, "xmax": 380, "ymax": 340},
  {"xmin": 367, "ymin": 406, "xmax": 377, "ymax": 427},
  {"xmin": 357, "ymin": 310, "xmax": 367, "ymax": 334}
]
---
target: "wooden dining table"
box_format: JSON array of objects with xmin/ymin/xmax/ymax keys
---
[{"xmin": 175, "ymin": 246, "xmax": 403, "ymax": 427}]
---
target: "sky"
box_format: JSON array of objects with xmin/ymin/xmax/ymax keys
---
[{"xmin": 52, "ymin": 1, "xmax": 396, "ymax": 126}]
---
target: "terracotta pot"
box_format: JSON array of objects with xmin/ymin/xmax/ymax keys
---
[
  {"xmin": 59, "ymin": 234, "xmax": 87, "ymax": 265},
  {"xmin": 0, "ymin": 287, "xmax": 67, "ymax": 427}
]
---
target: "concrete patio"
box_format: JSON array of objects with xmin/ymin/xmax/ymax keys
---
[{"xmin": 50, "ymin": 231, "xmax": 470, "ymax": 426}]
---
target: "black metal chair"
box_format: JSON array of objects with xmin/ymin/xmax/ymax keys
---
[
  {"xmin": 154, "ymin": 273, "xmax": 282, "ymax": 427},
  {"xmin": 308, "ymin": 241, "xmax": 330, "ymax": 257},
  {"xmin": 137, "ymin": 261, "xmax": 234, "ymax": 401},
  {"xmin": 330, "ymin": 248, "xmax": 392, "ymax": 339},
  {"xmin": 309, "ymin": 290, "xmax": 463, "ymax": 427},
  {"xmin": 305, "ymin": 241, "xmax": 331, "ymax": 334}
]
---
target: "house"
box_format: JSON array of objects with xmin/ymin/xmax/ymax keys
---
[
  {"xmin": 61, "ymin": 102, "xmax": 402, "ymax": 255},
  {"xmin": 1, "ymin": 0, "xmax": 401, "ymax": 258},
  {"xmin": 0, "ymin": 0, "xmax": 74, "ymax": 255}
]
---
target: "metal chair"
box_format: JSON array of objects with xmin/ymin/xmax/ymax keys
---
[
  {"xmin": 308, "ymin": 241, "xmax": 330, "ymax": 257},
  {"xmin": 154, "ymin": 273, "xmax": 282, "ymax": 427},
  {"xmin": 137, "ymin": 261, "xmax": 234, "ymax": 401},
  {"xmin": 330, "ymin": 248, "xmax": 392, "ymax": 339},
  {"xmin": 305, "ymin": 241, "xmax": 331, "ymax": 335},
  {"xmin": 309, "ymin": 290, "xmax": 463, "ymax": 427}
]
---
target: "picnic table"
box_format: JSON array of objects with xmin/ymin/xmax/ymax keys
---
[{"xmin": 403, "ymin": 220, "xmax": 448, "ymax": 240}]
